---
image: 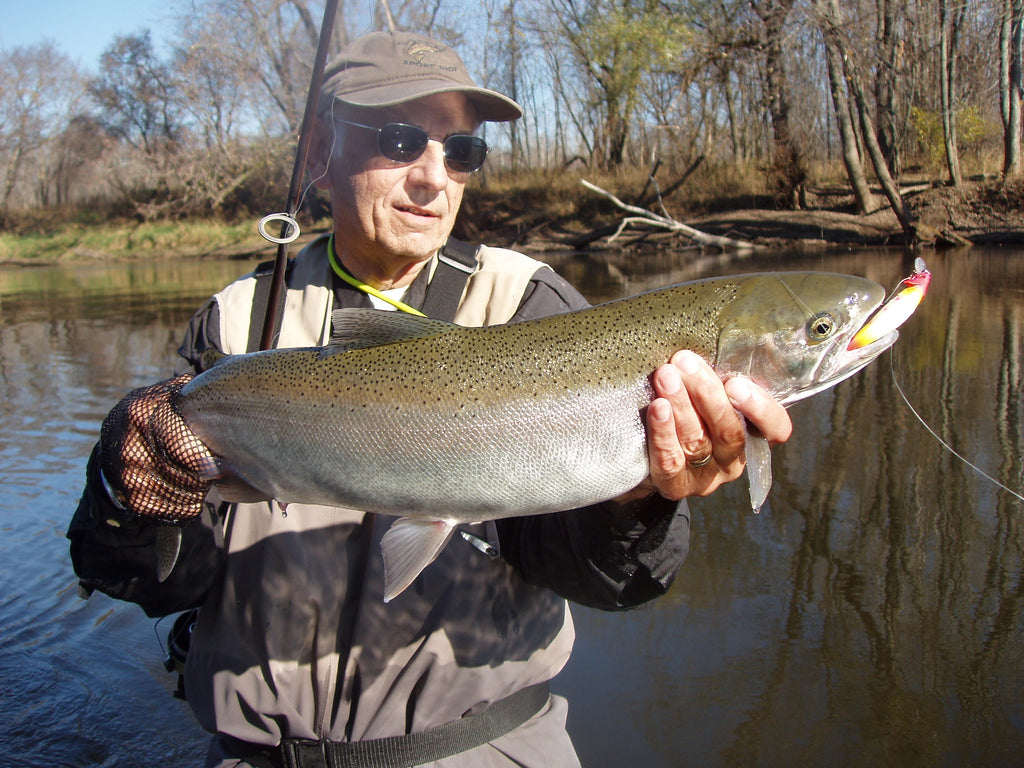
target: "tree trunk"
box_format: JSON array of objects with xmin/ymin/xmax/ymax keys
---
[
  {"xmin": 817, "ymin": 0, "xmax": 875, "ymax": 213},
  {"xmin": 848, "ymin": 62, "xmax": 915, "ymax": 238},
  {"xmin": 874, "ymin": 0, "xmax": 902, "ymax": 177},
  {"xmin": 1001, "ymin": 0, "xmax": 1023, "ymax": 178},
  {"xmin": 754, "ymin": 0, "xmax": 807, "ymax": 209},
  {"xmin": 940, "ymin": 0, "xmax": 964, "ymax": 188}
]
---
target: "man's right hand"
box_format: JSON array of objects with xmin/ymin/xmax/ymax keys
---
[{"xmin": 98, "ymin": 374, "xmax": 215, "ymax": 524}]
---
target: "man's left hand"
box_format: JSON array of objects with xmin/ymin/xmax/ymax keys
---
[{"xmin": 641, "ymin": 350, "xmax": 792, "ymax": 501}]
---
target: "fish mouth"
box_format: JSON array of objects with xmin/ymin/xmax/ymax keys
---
[{"xmin": 781, "ymin": 325, "xmax": 898, "ymax": 407}]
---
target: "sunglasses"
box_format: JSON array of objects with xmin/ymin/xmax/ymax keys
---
[{"xmin": 336, "ymin": 119, "xmax": 489, "ymax": 174}]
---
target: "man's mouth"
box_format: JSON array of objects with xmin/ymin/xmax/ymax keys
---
[{"xmin": 396, "ymin": 204, "xmax": 438, "ymax": 218}]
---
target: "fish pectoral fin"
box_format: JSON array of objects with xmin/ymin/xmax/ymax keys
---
[
  {"xmin": 326, "ymin": 309, "xmax": 460, "ymax": 353},
  {"xmin": 380, "ymin": 518, "xmax": 457, "ymax": 603},
  {"xmin": 744, "ymin": 427, "xmax": 773, "ymax": 513},
  {"xmin": 156, "ymin": 526, "xmax": 183, "ymax": 583}
]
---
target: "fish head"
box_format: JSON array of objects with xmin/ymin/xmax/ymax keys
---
[{"xmin": 714, "ymin": 272, "xmax": 891, "ymax": 406}]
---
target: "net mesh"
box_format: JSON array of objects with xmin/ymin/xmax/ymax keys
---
[{"xmin": 100, "ymin": 374, "xmax": 213, "ymax": 524}]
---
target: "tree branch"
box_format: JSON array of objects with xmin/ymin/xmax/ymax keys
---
[{"xmin": 580, "ymin": 179, "xmax": 760, "ymax": 252}]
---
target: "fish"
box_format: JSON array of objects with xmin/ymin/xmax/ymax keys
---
[{"xmin": 169, "ymin": 267, "xmax": 927, "ymax": 601}]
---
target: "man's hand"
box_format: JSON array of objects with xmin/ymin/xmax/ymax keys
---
[
  {"xmin": 641, "ymin": 350, "xmax": 792, "ymax": 502},
  {"xmin": 98, "ymin": 374, "xmax": 215, "ymax": 523}
]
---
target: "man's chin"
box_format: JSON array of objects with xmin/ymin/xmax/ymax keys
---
[{"xmin": 387, "ymin": 230, "xmax": 449, "ymax": 261}]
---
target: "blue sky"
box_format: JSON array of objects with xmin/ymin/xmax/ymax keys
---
[{"xmin": 2, "ymin": 0, "xmax": 173, "ymax": 69}]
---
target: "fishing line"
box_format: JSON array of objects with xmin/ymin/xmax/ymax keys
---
[
  {"xmin": 295, "ymin": 96, "xmax": 346, "ymax": 213},
  {"xmin": 257, "ymin": 99, "xmax": 344, "ymax": 247},
  {"xmin": 890, "ymin": 350, "xmax": 1024, "ymax": 503}
]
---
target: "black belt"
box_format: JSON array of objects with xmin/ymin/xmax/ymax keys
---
[{"xmin": 223, "ymin": 682, "xmax": 550, "ymax": 768}]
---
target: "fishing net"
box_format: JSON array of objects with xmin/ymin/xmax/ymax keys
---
[{"xmin": 99, "ymin": 374, "xmax": 213, "ymax": 524}]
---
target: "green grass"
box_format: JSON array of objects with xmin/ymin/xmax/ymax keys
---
[{"xmin": 0, "ymin": 217, "xmax": 313, "ymax": 264}]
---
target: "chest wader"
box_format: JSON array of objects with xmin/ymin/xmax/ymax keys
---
[{"xmin": 164, "ymin": 240, "xmax": 551, "ymax": 764}]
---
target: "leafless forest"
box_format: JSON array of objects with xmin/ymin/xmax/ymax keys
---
[{"xmin": 1, "ymin": 0, "xmax": 1022, "ymax": 233}]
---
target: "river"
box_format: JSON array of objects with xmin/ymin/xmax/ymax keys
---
[{"xmin": 0, "ymin": 247, "xmax": 1021, "ymax": 767}]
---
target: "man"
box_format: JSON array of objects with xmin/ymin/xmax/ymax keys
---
[{"xmin": 69, "ymin": 31, "xmax": 792, "ymax": 767}]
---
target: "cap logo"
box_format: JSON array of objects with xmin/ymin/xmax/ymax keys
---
[{"xmin": 406, "ymin": 41, "xmax": 444, "ymax": 64}]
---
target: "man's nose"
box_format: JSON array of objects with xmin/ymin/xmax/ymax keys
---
[{"xmin": 406, "ymin": 140, "xmax": 452, "ymax": 190}]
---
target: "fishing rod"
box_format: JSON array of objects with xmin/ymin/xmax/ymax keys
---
[{"xmin": 257, "ymin": 0, "xmax": 340, "ymax": 351}]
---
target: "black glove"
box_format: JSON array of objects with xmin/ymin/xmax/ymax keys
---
[{"xmin": 98, "ymin": 374, "xmax": 214, "ymax": 524}]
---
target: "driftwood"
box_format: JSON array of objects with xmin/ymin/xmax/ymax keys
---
[{"xmin": 579, "ymin": 179, "xmax": 760, "ymax": 253}]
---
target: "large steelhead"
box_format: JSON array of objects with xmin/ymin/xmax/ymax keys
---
[{"xmin": 176, "ymin": 270, "xmax": 915, "ymax": 599}]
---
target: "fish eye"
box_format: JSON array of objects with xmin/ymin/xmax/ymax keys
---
[{"xmin": 808, "ymin": 313, "xmax": 836, "ymax": 341}]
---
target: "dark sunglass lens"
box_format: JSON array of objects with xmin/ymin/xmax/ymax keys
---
[
  {"xmin": 444, "ymin": 135, "xmax": 489, "ymax": 173},
  {"xmin": 378, "ymin": 124, "xmax": 429, "ymax": 163}
]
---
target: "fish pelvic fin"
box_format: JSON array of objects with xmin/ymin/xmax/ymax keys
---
[
  {"xmin": 744, "ymin": 426, "xmax": 773, "ymax": 513},
  {"xmin": 380, "ymin": 518, "xmax": 458, "ymax": 602},
  {"xmin": 156, "ymin": 526, "xmax": 183, "ymax": 583}
]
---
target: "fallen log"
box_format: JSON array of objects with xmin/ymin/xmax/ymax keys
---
[{"xmin": 580, "ymin": 179, "xmax": 760, "ymax": 253}]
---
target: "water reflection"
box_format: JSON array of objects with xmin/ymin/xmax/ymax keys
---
[
  {"xmin": 560, "ymin": 249, "xmax": 1024, "ymax": 767},
  {"xmin": 0, "ymin": 258, "xmax": 261, "ymax": 767},
  {"xmin": 0, "ymin": 249, "xmax": 1021, "ymax": 767}
]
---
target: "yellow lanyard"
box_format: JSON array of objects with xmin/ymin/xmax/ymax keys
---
[{"xmin": 327, "ymin": 234, "xmax": 427, "ymax": 317}]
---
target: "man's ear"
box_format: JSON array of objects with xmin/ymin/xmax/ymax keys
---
[{"xmin": 308, "ymin": 116, "xmax": 334, "ymax": 190}]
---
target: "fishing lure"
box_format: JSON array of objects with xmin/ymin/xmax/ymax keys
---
[
  {"xmin": 872, "ymin": 257, "xmax": 1024, "ymax": 504},
  {"xmin": 848, "ymin": 257, "xmax": 932, "ymax": 350}
]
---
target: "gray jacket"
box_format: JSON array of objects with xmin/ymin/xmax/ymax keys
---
[{"xmin": 69, "ymin": 237, "xmax": 691, "ymax": 766}]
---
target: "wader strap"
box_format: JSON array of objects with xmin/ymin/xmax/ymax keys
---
[
  {"xmin": 248, "ymin": 259, "xmax": 294, "ymax": 352},
  {"xmin": 224, "ymin": 682, "xmax": 549, "ymax": 768},
  {"xmin": 420, "ymin": 238, "xmax": 479, "ymax": 321}
]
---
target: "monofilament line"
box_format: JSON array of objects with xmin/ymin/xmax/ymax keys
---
[{"xmin": 890, "ymin": 352, "xmax": 1024, "ymax": 504}]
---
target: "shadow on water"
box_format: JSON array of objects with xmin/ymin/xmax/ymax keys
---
[{"xmin": 0, "ymin": 250, "xmax": 1021, "ymax": 766}]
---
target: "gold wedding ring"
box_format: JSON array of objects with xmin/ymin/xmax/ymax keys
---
[{"xmin": 687, "ymin": 452, "xmax": 713, "ymax": 469}]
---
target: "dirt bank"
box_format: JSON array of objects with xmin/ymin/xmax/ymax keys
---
[
  {"xmin": 5, "ymin": 178, "xmax": 1022, "ymax": 267},
  {"xmin": 459, "ymin": 178, "xmax": 1024, "ymax": 253}
]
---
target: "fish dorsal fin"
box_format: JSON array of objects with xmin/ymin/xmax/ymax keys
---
[{"xmin": 326, "ymin": 308, "xmax": 460, "ymax": 353}]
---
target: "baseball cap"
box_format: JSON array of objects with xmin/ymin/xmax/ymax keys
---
[{"xmin": 319, "ymin": 31, "xmax": 523, "ymax": 122}]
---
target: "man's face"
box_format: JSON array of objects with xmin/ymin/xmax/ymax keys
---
[{"xmin": 314, "ymin": 92, "xmax": 481, "ymax": 284}]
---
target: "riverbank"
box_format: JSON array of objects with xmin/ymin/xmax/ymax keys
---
[
  {"xmin": 2, "ymin": 178, "xmax": 1022, "ymax": 266},
  {"xmin": 463, "ymin": 177, "xmax": 1024, "ymax": 253}
]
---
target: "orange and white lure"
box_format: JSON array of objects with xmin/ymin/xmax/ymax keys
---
[
  {"xmin": 848, "ymin": 258, "xmax": 932, "ymax": 351},
  {"xmin": 879, "ymin": 258, "xmax": 1024, "ymax": 504}
]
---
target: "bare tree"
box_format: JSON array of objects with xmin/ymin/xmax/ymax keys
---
[
  {"xmin": 751, "ymin": 0, "xmax": 807, "ymax": 208},
  {"xmin": 1000, "ymin": 0, "xmax": 1023, "ymax": 177},
  {"xmin": 814, "ymin": 0, "xmax": 875, "ymax": 213},
  {"xmin": 202, "ymin": 0, "xmax": 329, "ymax": 134},
  {"xmin": 874, "ymin": 0, "xmax": 903, "ymax": 176},
  {"xmin": 44, "ymin": 115, "xmax": 108, "ymax": 207},
  {"xmin": 89, "ymin": 31, "xmax": 181, "ymax": 156},
  {"xmin": 939, "ymin": 0, "xmax": 966, "ymax": 187},
  {"xmin": 0, "ymin": 42, "xmax": 82, "ymax": 216},
  {"xmin": 538, "ymin": 0, "xmax": 686, "ymax": 169},
  {"xmin": 822, "ymin": 0, "xmax": 914, "ymax": 236}
]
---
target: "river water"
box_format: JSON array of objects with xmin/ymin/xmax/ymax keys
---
[{"xmin": 0, "ymin": 247, "xmax": 1021, "ymax": 767}]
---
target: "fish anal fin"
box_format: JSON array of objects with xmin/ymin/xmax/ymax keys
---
[
  {"xmin": 744, "ymin": 427, "xmax": 773, "ymax": 513},
  {"xmin": 380, "ymin": 518, "xmax": 457, "ymax": 602}
]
